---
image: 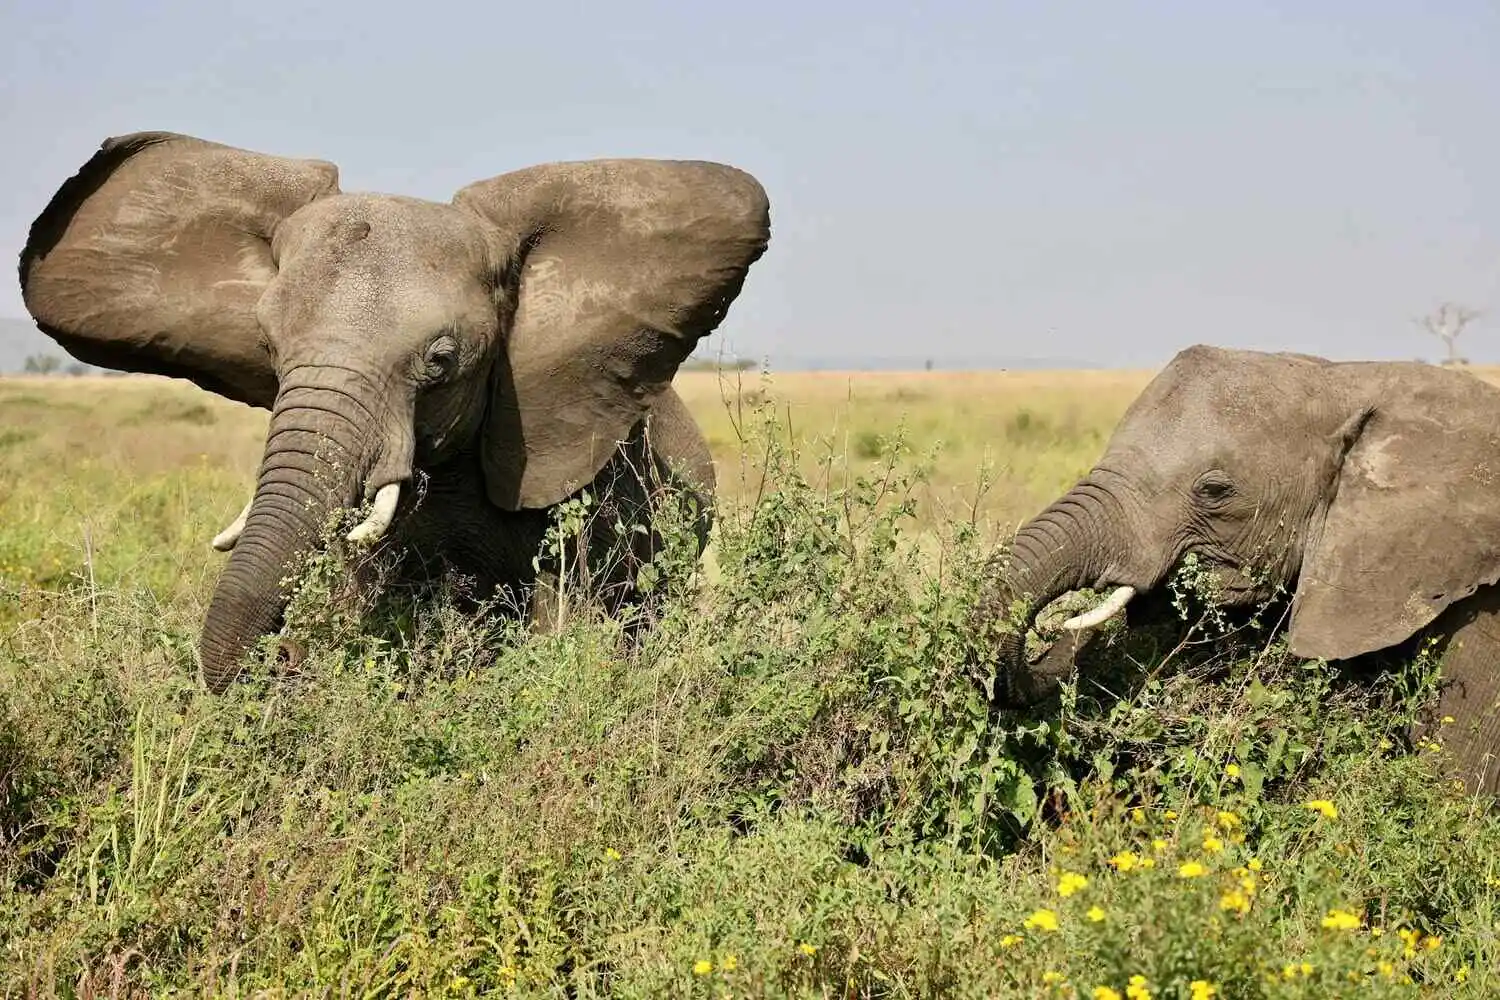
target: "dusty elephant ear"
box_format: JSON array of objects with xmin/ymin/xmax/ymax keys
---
[
  {"xmin": 452, "ymin": 159, "xmax": 769, "ymax": 510},
  {"xmin": 1289, "ymin": 371, "xmax": 1500, "ymax": 661},
  {"xmin": 20, "ymin": 131, "xmax": 340, "ymax": 408}
]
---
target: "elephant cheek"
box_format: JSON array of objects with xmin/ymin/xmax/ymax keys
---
[{"xmin": 416, "ymin": 382, "xmax": 484, "ymax": 464}]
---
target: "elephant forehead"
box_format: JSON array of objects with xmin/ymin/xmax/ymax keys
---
[
  {"xmin": 280, "ymin": 194, "xmax": 491, "ymax": 274},
  {"xmin": 274, "ymin": 195, "xmax": 495, "ymax": 319}
]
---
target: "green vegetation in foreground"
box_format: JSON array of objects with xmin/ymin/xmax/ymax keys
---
[{"xmin": 2, "ymin": 382, "xmax": 1499, "ymax": 998}]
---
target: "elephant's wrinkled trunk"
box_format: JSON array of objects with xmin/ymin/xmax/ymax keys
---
[
  {"xmin": 199, "ymin": 368, "xmax": 412, "ymax": 692},
  {"xmin": 976, "ymin": 474, "xmax": 1119, "ymax": 704}
]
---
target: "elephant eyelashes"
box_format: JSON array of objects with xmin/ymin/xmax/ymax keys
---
[
  {"xmin": 416, "ymin": 335, "xmax": 460, "ymax": 383},
  {"xmin": 1193, "ymin": 473, "xmax": 1234, "ymax": 502}
]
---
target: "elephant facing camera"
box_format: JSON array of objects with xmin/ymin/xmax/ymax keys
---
[{"xmin": 20, "ymin": 131, "xmax": 770, "ymax": 692}]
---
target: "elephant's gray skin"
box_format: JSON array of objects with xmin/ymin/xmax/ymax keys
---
[
  {"xmin": 19, "ymin": 131, "xmax": 769, "ymax": 692},
  {"xmin": 976, "ymin": 345, "xmax": 1500, "ymax": 795}
]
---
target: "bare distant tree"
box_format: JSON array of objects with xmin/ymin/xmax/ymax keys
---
[{"xmin": 1417, "ymin": 302, "xmax": 1482, "ymax": 366}]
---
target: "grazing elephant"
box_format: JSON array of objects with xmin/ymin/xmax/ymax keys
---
[
  {"xmin": 977, "ymin": 345, "xmax": 1500, "ymax": 795},
  {"xmin": 20, "ymin": 131, "xmax": 770, "ymax": 692}
]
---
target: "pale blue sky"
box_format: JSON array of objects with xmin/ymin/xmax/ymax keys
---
[{"xmin": 3, "ymin": 1, "xmax": 1497, "ymax": 367}]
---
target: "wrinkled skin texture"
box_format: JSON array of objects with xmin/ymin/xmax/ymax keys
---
[
  {"xmin": 978, "ymin": 345, "xmax": 1500, "ymax": 795},
  {"xmin": 20, "ymin": 132, "xmax": 769, "ymax": 692}
]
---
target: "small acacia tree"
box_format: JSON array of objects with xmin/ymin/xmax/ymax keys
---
[
  {"xmin": 1417, "ymin": 302, "xmax": 1482, "ymax": 366},
  {"xmin": 21, "ymin": 354, "xmax": 62, "ymax": 375}
]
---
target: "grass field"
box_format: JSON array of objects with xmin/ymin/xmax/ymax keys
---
[{"xmin": 3, "ymin": 367, "xmax": 1500, "ymax": 997}]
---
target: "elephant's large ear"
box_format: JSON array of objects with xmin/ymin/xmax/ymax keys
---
[
  {"xmin": 452, "ymin": 159, "xmax": 769, "ymax": 510},
  {"xmin": 1289, "ymin": 372, "xmax": 1500, "ymax": 660},
  {"xmin": 20, "ymin": 131, "xmax": 340, "ymax": 408}
]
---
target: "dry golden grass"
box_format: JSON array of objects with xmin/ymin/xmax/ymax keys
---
[
  {"xmin": 2, "ymin": 368, "xmax": 1155, "ymax": 534},
  {"xmin": 0, "ymin": 368, "xmax": 1156, "ymax": 626},
  {"xmin": 676, "ymin": 368, "xmax": 1157, "ymax": 530},
  {"xmin": 8, "ymin": 361, "xmax": 1500, "ymax": 586}
]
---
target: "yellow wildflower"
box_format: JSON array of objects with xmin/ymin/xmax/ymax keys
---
[
  {"xmin": 1131, "ymin": 807, "xmax": 1145, "ymax": 824},
  {"xmin": 1377, "ymin": 961, "xmax": 1395, "ymax": 979},
  {"xmin": 1087, "ymin": 906, "xmax": 1107, "ymax": 922},
  {"xmin": 1024, "ymin": 909, "xmax": 1061, "ymax": 932},
  {"xmin": 1247, "ymin": 857, "xmax": 1263, "ymax": 871},
  {"xmin": 1321, "ymin": 909, "xmax": 1361, "ymax": 931},
  {"xmin": 1370, "ymin": 927, "xmax": 1383, "ymax": 937},
  {"xmin": 1280, "ymin": 962, "xmax": 1315, "ymax": 980},
  {"xmin": 798, "ymin": 942, "xmax": 817, "ymax": 956},
  {"xmin": 1108, "ymin": 851, "xmax": 1141, "ymax": 872},
  {"xmin": 1165, "ymin": 809, "xmax": 1179, "ymax": 820},
  {"xmin": 1398, "ymin": 927, "xmax": 1421, "ymax": 957},
  {"xmin": 721, "ymin": 955, "xmax": 738, "ymax": 972},
  {"xmin": 693, "ymin": 960, "xmax": 713, "ymax": 976},
  {"xmin": 1190, "ymin": 981, "xmax": 1217, "ymax": 1000},
  {"xmin": 1057, "ymin": 872, "xmax": 1089, "ymax": 897},
  {"xmin": 1215, "ymin": 810, "xmax": 1240, "ymax": 829},
  {"xmin": 1125, "ymin": 974, "xmax": 1153, "ymax": 1000},
  {"xmin": 1225, "ymin": 763, "xmax": 1241, "ymax": 778},
  {"xmin": 1178, "ymin": 860, "xmax": 1207, "ymax": 878},
  {"xmin": 1093, "ymin": 988, "xmax": 1123, "ymax": 1000},
  {"xmin": 1219, "ymin": 889, "xmax": 1251, "ymax": 915},
  {"xmin": 1303, "ymin": 800, "xmax": 1338, "ymax": 819},
  {"xmin": 1043, "ymin": 971, "xmax": 1066, "ymax": 985},
  {"xmin": 1140, "ymin": 857, "xmax": 1157, "ymax": 869},
  {"xmin": 999, "ymin": 934, "xmax": 1023, "ymax": 948},
  {"xmin": 1425, "ymin": 935, "xmax": 1442, "ymax": 951},
  {"xmin": 603, "ymin": 847, "xmax": 622, "ymax": 861},
  {"xmin": 1442, "ymin": 715, "xmax": 1456, "ymax": 724},
  {"xmin": 1202, "ymin": 836, "xmax": 1224, "ymax": 853},
  {"xmin": 1456, "ymin": 965, "xmax": 1470, "ymax": 984},
  {"xmin": 1152, "ymin": 838, "xmax": 1169, "ymax": 852}
]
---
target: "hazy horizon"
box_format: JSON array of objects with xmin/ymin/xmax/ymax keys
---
[{"xmin": 3, "ymin": 1, "xmax": 1497, "ymax": 369}]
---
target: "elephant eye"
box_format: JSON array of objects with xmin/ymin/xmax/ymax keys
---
[
  {"xmin": 417, "ymin": 335, "xmax": 460, "ymax": 383},
  {"xmin": 1193, "ymin": 472, "xmax": 1234, "ymax": 502}
]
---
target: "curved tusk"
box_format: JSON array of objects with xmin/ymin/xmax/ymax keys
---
[
  {"xmin": 1061, "ymin": 585, "xmax": 1136, "ymax": 631},
  {"xmin": 210, "ymin": 498, "xmax": 254, "ymax": 552},
  {"xmin": 346, "ymin": 482, "xmax": 401, "ymax": 546}
]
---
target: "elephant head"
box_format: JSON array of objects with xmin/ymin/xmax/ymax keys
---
[
  {"xmin": 20, "ymin": 131, "xmax": 769, "ymax": 692},
  {"xmin": 980, "ymin": 345, "xmax": 1500, "ymax": 707}
]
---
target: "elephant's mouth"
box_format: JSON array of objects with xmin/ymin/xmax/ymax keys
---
[
  {"xmin": 211, "ymin": 468, "xmax": 410, "ymax": 553},
  {"xmin": 1055, "ymin": 558, "xmax": 1278, "ymax": 634},
  {"xmin": 1181, "ymin": 552, "xmax": 1286, "ymax": 607}
]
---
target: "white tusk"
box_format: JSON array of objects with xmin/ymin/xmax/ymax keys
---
[
  {"xmin": 210, "ymin": 498, "xmax": 254, "ymax": 552},
  {"xmin": 1061, "ymin": 586, "xmax": 1136, "ymax": 631},
  {"xmin": 346, "ymin": 482, "xmax": 401, "ymax": 546}
]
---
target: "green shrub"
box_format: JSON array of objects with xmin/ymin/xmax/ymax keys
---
[{"xmin": 0, "ymin": 390, "xmax": 1495, "ymax": 997}]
